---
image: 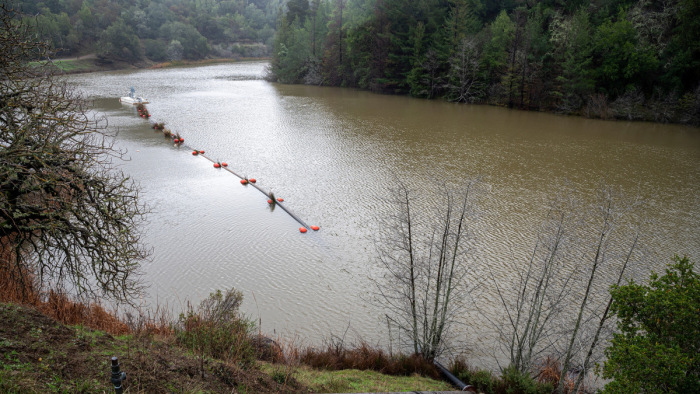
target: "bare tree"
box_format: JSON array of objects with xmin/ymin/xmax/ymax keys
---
[
  {"xmin": 445, "ymin": 37, "xmax": 483, "ymax": 103},
  {"xmin": 486, "ymin": 184, "xmax": 644, "ymax": 391},
  {"xmin": 487, "ymin": 195, "xmax": 580, "ymax": 375},
  {"xmin": 0, "ymin": 5, "xmax": 149, "ymax": 303},
  {"xmin": 556, "ymin": 185, "xmax": 642, "ymax": 393},
  {"xmin": 371, "ymin": 180, "xmax": 480, "ymax": 361}
]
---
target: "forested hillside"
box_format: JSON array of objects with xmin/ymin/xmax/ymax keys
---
[
  {"xmin": 270, "ymin": 0, "xmax": 700, "ymax": 125},
  {"xmin": 15, "ymin": 0, "xmax": 286, "ymax": 62}
]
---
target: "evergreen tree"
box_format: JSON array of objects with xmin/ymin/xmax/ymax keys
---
[
  {"xmin": 269, "ymin": 0, "xmax": 700, "ymax": 126},
  {"xmin": 98, "ymin": 19, "xmax": 143, "ymax": 62},
  {"xmin": 602, "ymin": 256, "xmax": 699, "ymax": 393},
  {"xmin": 590, "ymin": 13, "xmax": 657, "ymax": 98}
]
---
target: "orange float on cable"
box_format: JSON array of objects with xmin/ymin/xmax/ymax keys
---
[
  {"xmin": 240, "ymin": 179, "xmax": 248, "ymax": 185},
  {"xmin": 192, "ymin": 151, "xmax": 198, "ymax": 155},
  {"xmin": 277, "ymin": 198, "xmax": 284, "ymax": 202},
  {"xmin": 267, "ymin": 199, "xmax": 273, "ymax": 204},
  {"xmin": 222, "ymin": 162, "xmax": 228, "ymax": 167},
  {"xmin": 249, "ymin": 178, "xmax": 256, "ymax": 183},
  {"xmin": 299, "ymin": 227, "xmax": 307, "ymax": 233},
  {"xmin": 213, "ymin": 163, "xmax": 221, "ymax": 168},
  {"xmin": 310, "ymin": 225, "xmax": 320, "ymax": 231},
  {"xmin": 199, "ymin": 150, "xmax": 205, "ymax": 154}
]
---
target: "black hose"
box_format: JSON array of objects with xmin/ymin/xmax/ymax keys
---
[{"xmin": 434, "ymin": 361, "xmax": 474, "ymax": 392}]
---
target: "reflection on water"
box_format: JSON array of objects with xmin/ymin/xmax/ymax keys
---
[{"xmin": 65, "ymin": 62, "xmax": 700, "ymax": 368}]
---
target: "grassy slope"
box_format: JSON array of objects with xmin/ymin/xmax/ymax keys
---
[
  {"xmin": 0, "ymin": 303, "xmax": 455, "ymax": 393},
  {"xmin": 261, "ymin": 363, "xmax": 455, "ymax": 393},
  {"xmin": 49, "ymin": 58, "xmax": 100, "ymax": 73}
]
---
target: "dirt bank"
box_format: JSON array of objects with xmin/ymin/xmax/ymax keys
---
[{"xmin": 0, "ymin": 303, "xmax": 305, "ymax": 393}]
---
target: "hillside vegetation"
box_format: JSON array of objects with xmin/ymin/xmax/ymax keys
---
[
  {"xmin": 271, "ymin": 0, "xmax": 700, "ymax": 125},
  {"xmin": 15, "ymin": 0, "xmax": 285, "ymax": 63}
]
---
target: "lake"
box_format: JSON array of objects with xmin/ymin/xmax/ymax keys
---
[{"xmin": 65, "ymin": 61, "xmax": 700, "ymax": 368}]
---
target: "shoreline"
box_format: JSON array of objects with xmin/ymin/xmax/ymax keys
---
[
  {"xmin": 49, "ymin": 56, "xmax": 271, "ymax": 75},
  {"xmin": 50, "ymin": 55, "xmax": 698, "ymax": 128}
]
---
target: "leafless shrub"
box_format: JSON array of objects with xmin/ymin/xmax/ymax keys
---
[
  {"xmin": 675, "ymin": 85, "xmax": 700, "ymax": 125},
  {"xmin": 445, "ymin": 37, "xmax": 484, "ymax": 103},
  {"xmin": 485, "ymin": 183, "xmax": 645, "ymax": 393},
  {"xmin": 370, "ymin": 180, "xmax": 481, "ymax": 361},
  {"xmin": 585, "ymin": 93, "xmax": 611, "ymax": 120},
  {"xmin": 610, "ymin": 87, "xmax": 645, "ymax": 120}
]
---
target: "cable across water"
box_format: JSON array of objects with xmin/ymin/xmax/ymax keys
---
[{"xmin": 132, "ymin": 103, "xmax": 318, "ymax": 233}]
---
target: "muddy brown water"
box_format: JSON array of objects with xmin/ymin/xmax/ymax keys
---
[{"xmin": 65, "ymin": 61, "xmax": 700, "ymax": 369}]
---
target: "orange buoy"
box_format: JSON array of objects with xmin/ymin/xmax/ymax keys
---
[
  {"xmin": 249, "ymin": 178, "xmax": 256, "ymax": 183},
  {"xmin": 179, "ymin": 138, "xmax": 184, "ymax": 143},
  {"xmin": 221, "ymin": 162, "xmax": 228, "ymax": 167},
  {"xmin": 267, "ymin": 199, "xmax": 273, "ymax": 204},
  {"xmin": 240, "ymin": 179, "xmax": 248, "ymax": 185},
  {"xmin": 310, "ymin": 225, "xmax": 320, "ymax": 231},
  {"xmin": 299, "ymin": 227, "xmax": 307, "ymax": 233},
  {"xmin": 214, "ymin": 163, "xmax": 221, "ymax": 168},
  {"xmin": 277, "ymin": 198, "xmax": 284, "ymax": 202},
  {"xmin": 192, "ymin": 151, "xmax": 198, "ymax": 155},
  {"xmin": 173, "ymin": 138, "xmax": 179, "ymax": 143},
  {"xmin": 199, "ymin": 150, "xmax": 205, "ymax": 154}
]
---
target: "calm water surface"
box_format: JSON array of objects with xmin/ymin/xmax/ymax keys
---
[{"xmin": 66, "ymin": 62, "xmax": 699, "ymax": 366}]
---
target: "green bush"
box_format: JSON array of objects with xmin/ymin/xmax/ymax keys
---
[
  {"xmin": 451, "ymin": 359, "xmax": 507, "ymax": 394},
  {"xmin": 144, "ymin": 39, "xmax": 167, "ymax": 61},
  {"xmin": 601, "ymin": 255, "xmax": 699, "ymax": 393},
  {"xmin": 176, "ymin": 288, "xmax": 256, "ymax": 367},
  {"xmin": 497, "ymin": 366, "xmax": 553, "ymax": 394},
  {"xmin": 471, "ymin": 369, "xmax": 497, "ymax": 394}
]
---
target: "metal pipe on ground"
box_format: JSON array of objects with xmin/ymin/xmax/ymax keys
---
[{"xmin": 434, "ymin": 361, "xmax": 475, "ymax": 392}]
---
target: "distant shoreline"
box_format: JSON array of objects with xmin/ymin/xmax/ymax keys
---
[
  {"xmin": 149, "ymin": 57, "xmax": 270, "ymax": 70},
  {"xmin": 48, "ymin": 55, "xmax": 271, "ymax": 75}
]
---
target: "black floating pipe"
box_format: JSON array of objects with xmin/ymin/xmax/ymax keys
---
[
  {"xmin": 149, "ymin": 119, "xmax": 313, "ymax": 230},
  {"xmin": 185, "ymin": 146, "xmax": 311, "ymax": 230},
  {"xmin": 271, "ymin": 199, "xmax": 310, "ymax": 229},
  {"xmin": 434, "ymin": 360, "xmax": 474, "ymax": 392}
]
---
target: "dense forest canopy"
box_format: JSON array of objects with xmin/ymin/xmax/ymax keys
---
[
  {"xmin": 9, "ymin": 0, "xmax": 699, "ymax": 124},
  {"xmin": 270, "ymin": 0, "xmax": 700, "ymax": 125},
  {"xmin": 14, "ymin": 0, "xmax": 287, "ymax": 61}
]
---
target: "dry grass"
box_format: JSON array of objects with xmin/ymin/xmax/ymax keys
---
[
  {"xmin": 0, "ymin": 254, "xmax": 167, "ymax": 336},
  {"xmin": 295, "ymin": 340, "xmax": 440, "ymax": 379},
  {"xmin": 535, "ymin": 356, "xmax": 579, "ymax": 393},
  {"xmin": 37, "ymin": 290, "xmax": 129, "ymax": 334},
  {"xmin": 124, "ymin": 303, "xmax": 174, "ymax": 336}
]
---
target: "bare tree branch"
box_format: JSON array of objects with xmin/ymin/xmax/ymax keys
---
[
  {"xmin": 370, "ymin": 179, "xmax": 480, "ymax": 361},
  {"xmin": 1, "ymin": 5, "xmax": 149, "ymax": 304}
]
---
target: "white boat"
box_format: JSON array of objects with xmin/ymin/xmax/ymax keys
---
[
  {"xmin": 119, "ymin": 96, "xmax": 149, "ymax": 105},
  {"xmin": 119, "ymin": 87, "xmax": 149, "ymax": 105}
]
